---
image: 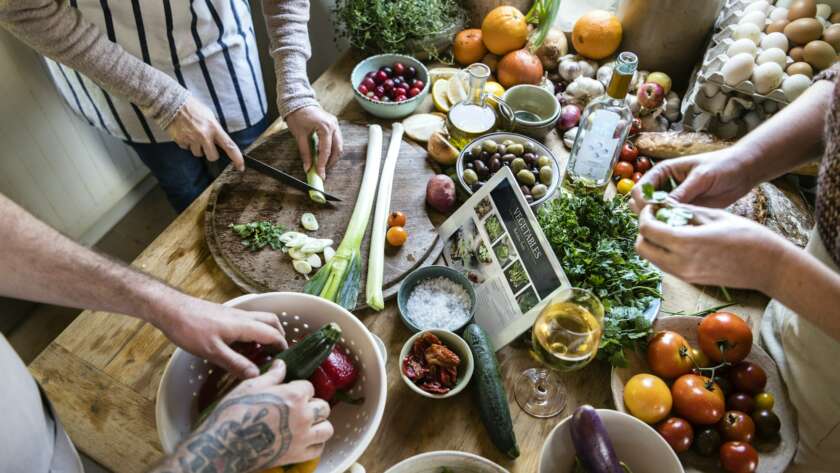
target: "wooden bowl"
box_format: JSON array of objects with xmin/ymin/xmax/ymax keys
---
[{"xmin": 610, "ymin": 315, "xmax": 797, "ymax": 473}]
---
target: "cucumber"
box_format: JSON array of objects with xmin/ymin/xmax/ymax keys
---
[
  {"xmin": 267, "ymin": 322, "xmax": 342, "ymax": 379},
  {"xmin": 463, "ymin": 324, "xmax": 520, "ymax": 459}
]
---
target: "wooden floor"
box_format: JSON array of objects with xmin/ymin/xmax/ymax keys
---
[{"xmin": 4, "ymin": 185, "xmax": 176, "ymax": 364}]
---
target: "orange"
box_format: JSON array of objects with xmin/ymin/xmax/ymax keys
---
[
  {"xmin": 572, "ymin": 10, "xmax": 623, "ymax": 60},
  {"xmin": 481, "ymin": 6, "xmax": 529, "ymax": 55},
  {"xmin": 453, "ymin": 29, "xmax": 488, "ymax": 65}
]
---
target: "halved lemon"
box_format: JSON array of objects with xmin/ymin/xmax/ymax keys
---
[
  {"xmin": 446, "ymin": 73, "xmax": 469, "ymax": 106},
  {"xmin": 484, "ymin": 81, "xmax": 505, "ymax": 98},
  {"xmin": 432, "ymin": 79, "xmax": 451, "ymax": 113},
  {"xmin": 428, "ymin": 67, "xmax": 461, "ymax": 83}
]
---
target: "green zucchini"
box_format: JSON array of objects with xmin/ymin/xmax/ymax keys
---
[{"xmin": 464, "ymin": 323, "xmax": 520, "ymax": 459}]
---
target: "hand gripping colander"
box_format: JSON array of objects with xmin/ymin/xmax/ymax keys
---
[{"xmin": 156, "ymin": 292, "xmax": 387, "ymax": 473}]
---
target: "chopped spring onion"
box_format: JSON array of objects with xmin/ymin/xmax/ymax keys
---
[
  {"xmin": 306, "ymin": 133, "xmax": 327, "ymax": 204},
  {"xmin": 301, "ymin": 212, "xmax": 319, "ymax": 231},
  {"xmin": 366, "ymin": 123, "xmax": 405, "ymax": 311},
  {"xmin": 323, "ymin": 247, "xmax": 335, "ymax": 263},
  {"xmin": 306, "ymin": 253, "xmax": 322, "ymax": 269},
  {"xmin": 293, "ymin": 260, "xmax": 312, "ymax": 275},
  {"xmin": 304, "ymin": 125, "xmax": 384, "ymax": 309}
]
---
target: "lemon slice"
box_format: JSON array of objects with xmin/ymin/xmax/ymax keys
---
[
  {"xmin": 429, "ymin": 67, "xmax": 461, "ymax": 82},
  {"xmin": 432, "ymin": 79, "xmax": 451, "ymax": 113},
  {"xmin": 484, "ymin": 81, "xmax": 505, "ymax": 98},
  {"xmin": 446, "ymin": 72, "xmax": 469, "ymax": 105}
]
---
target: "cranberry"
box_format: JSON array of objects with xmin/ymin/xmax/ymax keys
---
[
  {"xmin": 394, "ymin": 62, "xmax": 406, "ymax": 76},
  {"xmin": 412, "ymin": 79, "xmax": 425, "ymax": 90},
  {"xmin": 394, "ymin": 94, "xmax": 407, "ymax": 102},
  {"xmin": 404, "ymin": 66, "xmax": 417, "ymax": 80},
  {"xmin": 380, "ymin": 66, "xmax": 393, "ymax": 77},
  {"xmin": 365, "ymin": 71, "xmax": 376, "ymax": 80},
  {"xmin": 362, "ymin": 77, "xmax": 375, "ymax": 89},
  {"xmin": 394, "ymin": 85, "xmax": 408, "ymax": 95},
  {"xmin": 408, "ymin": 87, "xmax": 421, "ymax": 97},
  {"xmin": 374, "ymin": 85, "xmax": 385, "ymax": 97},
  {"xmin": 358, "ymin": 84, "xmax": 369, "ymax": 95},
  {"xmin": 393, "ymin": 77, "xmax": 403, "ymax": 86},
  {"xmin": 382, "ymin": 79, "xmax": 394, "ymax": 91},
  {"xmin": 374, "ymin": 70, "xmax": 388, "ymax": 84}
]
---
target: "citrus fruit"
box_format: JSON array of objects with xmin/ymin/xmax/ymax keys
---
[
  {"xmin": 481, "ymin": 5, "xmax": 528, "ymax": 55},
  {"xmin": 446, "ymin": 73, "xmax": 468, "ymax": 105},
  {"xmin": 453, "ymin": 29, "xmax": 488, "ymax": 65},
  {"xmin": 572, "ymin": 10, "xmax": 623, "ymax": 60},
  {"xmin": 484, "ymin": 81, "xmax": 505, "ymax": 97},
  {"xmin": 432, "ymin": 79, "xmax": 450, "ymax": 112},
  {"xmin": 429, "ymin": 67, "xmax": 461, "ymax": 83}
]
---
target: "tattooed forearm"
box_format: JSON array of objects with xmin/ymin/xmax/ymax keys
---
[{"xmin": 150, "ymin": 393, "xmax": 292, "ymax": 473}]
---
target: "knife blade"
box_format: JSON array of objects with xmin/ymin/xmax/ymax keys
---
[{"xmin": 243, "ymin": 154, "xmax": 342, "ymax": 202}]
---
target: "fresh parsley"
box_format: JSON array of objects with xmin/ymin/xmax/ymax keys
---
[{"xmin": 229, "ymin": 221, "xmax": 287, "ymax": 251}]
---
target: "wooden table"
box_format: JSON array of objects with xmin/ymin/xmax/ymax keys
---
[{"xmin": 29, "ymin": 52, "xmax": 770, "ymax": 473}]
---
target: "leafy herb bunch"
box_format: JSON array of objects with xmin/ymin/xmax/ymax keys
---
[
  {"xmin": 334, "ymin": 0, "xmax": 465, "ymax": 58},
  {"xmin": 537, "ymin": 194, "xmax": 662, "ymax": 366}
]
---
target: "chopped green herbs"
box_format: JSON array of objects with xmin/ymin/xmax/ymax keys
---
[
  {"xmin": 655, "ymin": 206, "xmax": 694, "ymax": 227},
  {"xmin": 229, "ymin": 221, "xmax": 287, "ymax": 251}
]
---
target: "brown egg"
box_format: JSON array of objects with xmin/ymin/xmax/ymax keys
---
[
  {"xmin": 767, "ymin": 19, "xmax": 790, "ymax": 34},
  {"xmin": 787, "ymin": 61, "xmax": 815, "ymax": 77},
  {"xmin": 790, "ymin": 46, "xmax": 806, "ymax": 61},
  {"xmin": 788, "ymin": 0, "xmax": 817, "ymax": 21},
  {"xmin": 803, "ymin": 40, "xmax": 837, "ymax": 70},
  {"xmin": 824, "ymin": 24, "xmax": 840, "ymax": 51},
  {"xmin": 831, "ymin": 12, "xmax": 840, "ymax": 23},
  {"xmin": 785, "ymin": 17, "xmax": 824, "ymax": 45}
]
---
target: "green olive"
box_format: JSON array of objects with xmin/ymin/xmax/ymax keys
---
[
  {"xmin": 469, "ymin": 146, "xmax": 482, "ymax": 158},
  {"xmin": 481, "ymin": 139, "xmax": 498, "ymax": 153},
  {"xmin": 531, "ymin": 183, "xmax": 548, "ymax": 199},
  {"xmin": 501, "ymin": 139, "xmax": 515, "ymax": 147},
  {"xmin": 507, "ymin": 143, "xmax": 525, "ymax": 156},
  {"xmin": 496, "ymin": 144, "xmax": 507, "ymax": 155},
  {"xmin": 463, "ymin": 168, "xmax": 479, "ymax": 185},
  {"xmin": 539, "ymin": 166, "xmax": 553, "ymax": 185},
  {"xmin": 536, "ymin": 155, "xmax": 552, "ymax": 168},
  {"xmin": 517, "ymin": 169, "xmax": 536, "ymax": 186},
  {"xmin": 511, "ymin": 158, "xmax": 526, "ymax": 174},
  {"xmin": 523, "ymin": 141, "xmax": 536, "ymax": 154}
]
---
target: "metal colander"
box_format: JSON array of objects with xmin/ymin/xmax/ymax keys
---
[{"xmin": 156, "ymin": 292, "xmax": 387, "ymax": 473}]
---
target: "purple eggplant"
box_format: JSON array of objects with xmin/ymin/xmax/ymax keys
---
[{"xmin": 570, "ymin": 405, "xmax": 623, "ymax": 473}]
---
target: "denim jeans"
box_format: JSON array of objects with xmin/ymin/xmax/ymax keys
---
[{"xmin": 127, "ymin": 117, "xmax": 268, "ymax": 212}]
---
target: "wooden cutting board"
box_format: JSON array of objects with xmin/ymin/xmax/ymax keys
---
[{"xmin": 205, "ymin": 121, "xmax": 444, "ymax": 311}]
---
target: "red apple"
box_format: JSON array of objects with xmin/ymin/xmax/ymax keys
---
[{"xmin": 637, "ymin": 82, "xmax": 666, "ymax": 109}]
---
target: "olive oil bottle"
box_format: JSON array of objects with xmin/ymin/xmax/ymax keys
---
[{"xmin": 447, "ymin": 63, "xmax": 497, "ymax": 149}]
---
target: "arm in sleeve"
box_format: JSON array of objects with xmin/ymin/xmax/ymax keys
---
[
  {"xmin": 0, "ymin": 0, "xmax": 188, "ymax": 129},
  {"xmin": 261, "ymin": 0, "xmax": 319, "ymax": 118}
]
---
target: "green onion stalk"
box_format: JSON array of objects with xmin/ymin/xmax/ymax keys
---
[
  {"xmin": 304, "ymin": 125, "xmax": 383, "ymax": 309},
  {"xmin": 306, "ymin": 133, "xmax": 327, "ymax": 204}
]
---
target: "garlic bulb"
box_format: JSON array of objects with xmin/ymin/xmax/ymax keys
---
[
  {"xmin": 566, "ymin": 76, "xmax": 605, "ymax": 103},
  {"xmin": 563, "ymin": 127, "xmax": 578, "ymax": 149},
  {"xmin": 664, "ymin": 91, "xmax": 681, "ymax": 122}
]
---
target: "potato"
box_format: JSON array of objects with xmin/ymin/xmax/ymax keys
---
[{"xmin": 426, "ymin": 175, "xmax": 456, "ymax": 213}]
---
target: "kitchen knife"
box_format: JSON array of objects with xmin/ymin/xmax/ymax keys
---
[{"xmin": 243, "ymin": 154, "xmax": 342, "ymax": 202}]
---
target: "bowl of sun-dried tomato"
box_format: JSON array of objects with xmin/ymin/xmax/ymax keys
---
[{"xmin": 399, "ymin": 329, "xmax": 474, "ymax": 399}]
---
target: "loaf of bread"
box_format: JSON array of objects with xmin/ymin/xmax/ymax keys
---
[
  {"xmin": 634, "ymin": 132, "xmax": 733, "ymax": 158},
  {"xmin": 727, "ymin": 182, "xmax": 814, "ymax": 247}
]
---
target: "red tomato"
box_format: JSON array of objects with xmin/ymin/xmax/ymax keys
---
[
  {"xmin": 720, "ymin": 441, "xmax": 759, "ymax": 473},
  {"xmin": 656, "ymin": 417, "xmax": 694, "ymax": 453},
  {"xmin": 719, "ymin": 410, "xmax": 755, "ymax": 443},
  {"xmin": 613, "ymin": 161, "xmax": 634, "ymax": 179},
  {"xmin": 647, "ymin": 330, "xmax": 695, "ymax": 379},
  {"xmin": 635, "ymin": 156, "xmax": 653, "ymax": 172},
  {"xmin": 727, "ymin": 393, "xmax": 756, "ymax": 414},
  {"xmin": 631, "ymin": 171, "xmax": 644, "ymax": 182},
  {"xmin": 620, "ymin": 141, "xmax": 639, "ymax": 162},
  {"xmin": 698, "ymin": 312, "xmax": 753, "ymax": 363},
  {"xmin": 729, "ymin": 362, "xmax": 767, "ymax": 395},
  {"xmin": 671, "ymin": 374, "xmax": 726, "ymax": 425}
]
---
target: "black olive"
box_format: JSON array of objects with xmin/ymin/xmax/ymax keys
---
[
  {"xmin": 523, "ymin": 152, "xmax": 535, "ymax": 162},
  {"xmin": 471, "ymin": 183, "xmax": 481, "ymax": 192},
  {"xmin": 474, "ymin": 161, "xmax": 490, "ymax": 180},
  {"xmin": 480, "ymin": 150, "xmax": 490, "ymax": 161},
  {"xmin": 532, "ymin": 170, "xmax": 540, "ymax": 183},
  {"xmin": 525, "ymin": 195, "xmax": 534, "ymax": 203},
  {"xmin": 501, "ymin": 153, "xmax": 516, "ymax": 163},
  {"xmin": 489, "ymin": 158, "xmax": 501, "ymax": 172},
  {"xmin": 520, "ymin": 185, "xmax": 531, "ymax": 195}
]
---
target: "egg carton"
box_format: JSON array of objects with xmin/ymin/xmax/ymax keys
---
[
  {"xmin": 699, "ymin": 47, "xmax": 795, "ymax": 104},
  {"xmin": 716, "ymin": 0, "xmax": 768, "ymax": 30}
]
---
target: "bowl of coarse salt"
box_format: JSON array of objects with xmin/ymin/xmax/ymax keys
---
[{"xmin": 397, "ymin": 265, "xmax": 476, "ymax": 333}]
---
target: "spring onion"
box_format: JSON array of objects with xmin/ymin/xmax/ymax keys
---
[
  {"xmin": 366, "ymin": 123, "xmax": 404, "ymax": 310},
  {"xmin": 304, "ymin": 125, "xmax": 383, "ymax": 309},
  {"xmin": 306, "ymin": 133, "xmax": 327, "ymax": 204},
  {"xmin": 301, "ymin": 212, "xmax": 319, "ymax": 231}
]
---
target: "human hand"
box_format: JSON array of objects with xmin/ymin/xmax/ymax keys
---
[
  {"xmin": 286, "ymin": 105, "xmax": 343, "ymax": 178},
  {"xmin": 630, "ymin": 149, "xmax": 754, "ymax": 214},
  {"xmin": 165, "ymin": 95, "xmax": 245, "ymax": 171},
  {"xmin": 634, "ymin": 205, "xmax": 789, "ymax": 291},
  {"xmin": 163, "ymin": 361, "xmax": 333, "ymax": 473},
  {"xmin": 153, "ymin": 296, "xmax": 287, "ymax": 379}
]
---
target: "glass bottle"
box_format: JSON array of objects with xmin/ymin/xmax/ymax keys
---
[
  {"xmin": 447, "ymin": 63, "xmax": 497, "ymax": 149},
  {"xmin": 563, "ymin": 52, "xmax": 638, "ymax": 192}
]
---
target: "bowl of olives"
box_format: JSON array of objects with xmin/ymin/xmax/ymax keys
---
[{"xmin": 456, "ymin": 132, "xmax": 560, "ymax": 207}]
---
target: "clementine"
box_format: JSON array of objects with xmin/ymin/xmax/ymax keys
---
[
  {"xmin": 481, "ymin": 5, "xmax": 529, "ymax": 55},
  {"xmin": 453, "ymin": 29, "xmax": 488, "ymax": 65},
  {"xmin": 572, "ymin": 10, "xmax": 622, "ymax": 60}
]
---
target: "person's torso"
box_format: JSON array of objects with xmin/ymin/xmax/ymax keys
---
[
  {"xmin": 815, "ymin": 69, "xmax": 840, "ymax": 267},
  {"xmin": 46, "ymin": 0, "xmax": 267, "ymax": 143}
]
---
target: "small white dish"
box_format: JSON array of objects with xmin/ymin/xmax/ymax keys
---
[
  {"xmin": 384, "ymin": 450, "xmax": 508, "ymax": 473},
  {"xmin": 398, "ymin": 329, "xmax": 474, "ymax": 399}
]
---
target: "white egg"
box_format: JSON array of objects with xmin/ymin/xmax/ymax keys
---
[
  {"xmin": 775, "ymin": 0, "xmax": 794, "ymax": 7},
  {"xmin": 757, "ymin": 48, "xmax": 788, "ymax": 68},
  {"xmin": 816, "ymin": 3, "xmax": 832, "ymax": 19},
  {"xmin": 744, "ymin": 1, "xmax": 771, "ymax": 14},
  {"xmin": 782, "ymin": 74, "xmax": 812, "ymax": 100},
  {"xmin": 768, "ymin": 7, "xmax": 789, "ymax": 22},
  {"xmin": 751, "ymin": 62, "xmax": 784, "ymax": 94},
  {"xmin": 760, "ymin": 32, "xmax": 789, "ymax": 52},
  {"xmin": 733, "ymin": 23, "xmax": 762, "ymax": 45},
  {"xmin": 727, "ymin": 38, "xmax": 759, "ymax": 57},
  {"xmin": 739, "ymin": 11, "xmax": 767, "ymax": 29},
  {"xmin": 722, "ymin": 53, "xmax": 757, "ymax": 86}
]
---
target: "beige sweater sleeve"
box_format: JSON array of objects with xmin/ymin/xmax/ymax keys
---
[
  {"xmin": 0, "ymin": 0, "xmax": 188, "ymax": 130},
  {"xmin": 261, "ymin": 0, "xmax": 319, "ymax": 118}
]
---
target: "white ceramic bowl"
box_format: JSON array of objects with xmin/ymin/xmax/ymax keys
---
[
  {"xmin": 538, "ymin": 409, "xmax": 684, "ymax": 473},
  {"xmin": 350, "ymin": 54, "xmax": 430, "ymax": 119},
  {"xmin": 156, "ymin": 292, "xmax": 388, "ymax": 473},
  {"xmin": 384, "ymin": 450, "xmax": 508, "ymax": 473},
  {"xmin": 398, "ymin": 329, "xmax": 474, "ymax": 399}
]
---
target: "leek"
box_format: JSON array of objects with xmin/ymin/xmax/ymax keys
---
[
  {"xmin": 366, "ymin": 123, "xmax": 404, "ymax": 310},
  {"xmin": 306, "ymin": 133, "xmax": 327, "ymax": 204},
  {"xmin": 304, "ymin": 125, "xmax": 383, "ymax": 309}
]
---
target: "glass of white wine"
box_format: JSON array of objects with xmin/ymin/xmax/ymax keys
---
[{"xmin": 514, "ymin": 287, "xmax": 605, "ymax": 418}]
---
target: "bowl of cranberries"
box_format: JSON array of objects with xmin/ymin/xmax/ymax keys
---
[{"xmin": 351, "ymin": 54, "xmax": 430, "ymax": 119}]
